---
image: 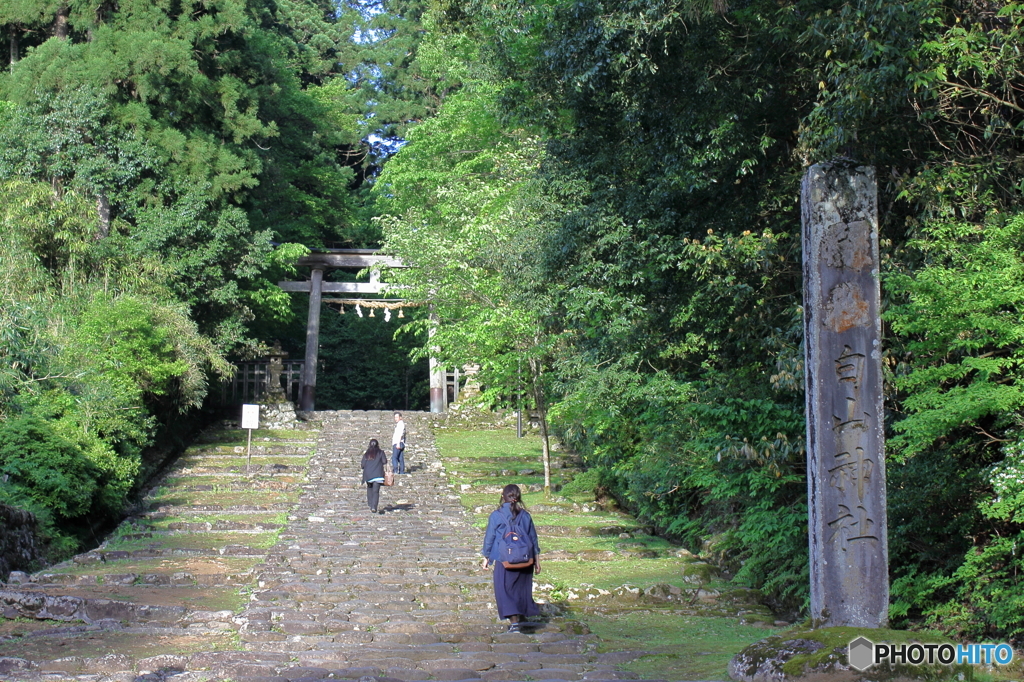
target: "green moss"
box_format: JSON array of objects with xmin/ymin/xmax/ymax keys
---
[
  {"xmin": 587, "ymin": 610, "xmax": 776, "ymax": 680},
  {"xmin": 103, "ymin": 530, "xmax": 279, "ymax": 552}
]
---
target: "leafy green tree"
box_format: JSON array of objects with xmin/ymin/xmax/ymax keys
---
[
  {"xmin": 0, "ymin": 176, "xmax": 230, "ymax": 556},
  {"xmin": 0, "ymin": 0, "xmax": 383, "ymax": 351},
  {"xmin": 0, "ymin": 415, "xmax": 97, "ymax": 520},
  {"xmin": 0, "ymin": 0, "xmax": 444, "ymax": 560},
  {"xmin": 886, "ymin": 217, "xmax": 1024, "ymax": 459},
  {"xmin": 375, "ymin": 33, "xmax": 561, "ymax": 487},
  {"xmin": 884, "ymin": 213, "xmax": 1024, "ymax": 639}
]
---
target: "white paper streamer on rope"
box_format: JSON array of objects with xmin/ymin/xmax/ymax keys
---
[{"xmin": 324, "ymin": 299, "xmax": 423, "ymax": 319}]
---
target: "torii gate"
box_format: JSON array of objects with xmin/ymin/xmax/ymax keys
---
[{"xmin": 278, "ymin": 249, "xmax": 445, "ymax": 413}]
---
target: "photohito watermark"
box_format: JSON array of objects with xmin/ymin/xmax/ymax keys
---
[{"xmin": 848, "ymin": 637, "xmax": 1015, "ymax": 671}]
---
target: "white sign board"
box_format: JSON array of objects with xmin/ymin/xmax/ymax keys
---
[{"xmin": 241, "ymin": 404, "xmax": 260, "ymax": 430}]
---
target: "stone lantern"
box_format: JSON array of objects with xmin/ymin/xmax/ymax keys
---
[{"xmin": 266, "ymin": 341, "xmax": 288, "ymax": 401}]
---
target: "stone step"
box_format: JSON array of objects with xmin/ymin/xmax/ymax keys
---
[
  {"xmin": 0, "ymin": 411, "xmax": 688, "ymax": 682},
  {"xmin": 27, "ymin": 570, "xmax": 252, "ymax": 588},
  {"xmin": 124, "ymin": 522, "xmax": 284, "ymax": 532},
  {"xmin": 173, "ymin": 462, "xmax": 311, "ymax": 472},
  {"xmin": 0, "ymin": 586, "xmax": 239, "ymax": 628},
  {"xmin": 179, "ymin": 443, "xmax": 316, "ymax": 454},
  {"xmin": 78, "ymin": 540, "xmax": 268, "ymax": 557},
  {"xmin": 159, "ymin": 480, "xmax": 297, "ymax": 489},
  {"xmin": 145, "ymin": 498, "xmax": 292, "ymax": 508}
]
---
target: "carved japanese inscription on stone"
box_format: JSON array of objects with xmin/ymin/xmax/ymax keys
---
[
  {"xmin": 803, "ymin": 162, "xmax": 888, "ymax": 629},
  {"xmin": 827, "ymin": 504, "xmax": 878, "ymax": 551},
  {"xmin": 823, "ymin": 220, "xmax": 874, "ymax": 271}
]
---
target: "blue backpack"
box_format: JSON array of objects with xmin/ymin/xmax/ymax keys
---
[{"xmin": 498, "ymin": 512, "xmax": 534, "ymax": 569}]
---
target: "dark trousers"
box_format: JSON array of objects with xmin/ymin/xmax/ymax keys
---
[
  {"xmin": 366, "ymin": 481, "xmax": 382, "ymax": 511},
  {"xmin": 392, "ymin": 445, "xmax": 406, "ymax": 474}
]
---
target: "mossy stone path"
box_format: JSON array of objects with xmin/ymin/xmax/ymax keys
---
[{"xmin": 0, "ymin": 411, "xmax": 722, "ymax": 682}]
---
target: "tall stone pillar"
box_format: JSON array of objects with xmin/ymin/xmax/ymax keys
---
[
  {"xmin": 300, "ymin": 268, "xmax": 323, "ymax": 412},
  {"xmin": 802, "ymin": 162, "xmax": 888, "ymax": 628}
]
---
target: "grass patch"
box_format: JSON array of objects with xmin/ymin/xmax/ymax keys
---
[
  {"xmin": 586, "ymin": 609, "xmax": 775, "ymax": 680},
  {"xmin": 0, "ymin": 617, "xmax": 75, "ymax": 641},
  {"xmin": 182, "ymin": 588, "xmax": 249, "ymax": 612},
  {"xmin": 467, "ymin": 512, "xmax": 642, "ymax": 531},
  {"xmin": 435, "ymin": 430, "xmax": 547, "ymax": 461},
  {"xmin": 460, "ymin": 490, "xmax": 609, "ymax": 514},
  {"xmin": 44, "ymin": 556, "xmax": 261, "ymax": 578},
  {"xmin": 147, "ymin": 489, "xmax": 299, "ymax": 508},
  {"xmin": 196, "ymin": 429, "xmax": 318, "ymax": 445},
  {"xmin": 144, "ymin": 511, "xmax": 287, "ymax": 527},
  {"xmin": 0, "ymin": 627, "xmax": 242, "ymax": 662},
  {"xmin": 161, "ymin": 474, "xmax": 305, "ymax": 487},
  {"xmin": 451, "ymin": 474, "xmax": 571, "ymax": 489},
  {"xmin": 542, "ymin": 535, "xmax": 676, "ymax": 553},
  {"xmin": 180, "ymin": 453, "xmax": 312, "ymax": 463},
  {"xmin": 103, "ymin": 530, "xmax": 280, "ymax": 553},
  {"xmin": 171, "ymin": 458, "xmax": 310, "ymax": 471},
  {"xmin": 532, "ymin": 513, "xmax": 641, "ymax": 528},
  {"xmin": 539, "ymin": 557, "xmax": 717, "ymax": 593}
]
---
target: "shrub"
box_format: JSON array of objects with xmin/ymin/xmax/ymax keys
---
[{"xmin": 0, "ymin": 414, "xmax": 98, "ymax": 520}]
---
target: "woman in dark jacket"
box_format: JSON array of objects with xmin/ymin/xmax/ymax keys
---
[
  {"xmin": 361, "ymin": 439, "xmax": 388, "ymax": 514},
  {"xmin": 481, "ymin": 484, "xmax": 541, "ymax": 632}
]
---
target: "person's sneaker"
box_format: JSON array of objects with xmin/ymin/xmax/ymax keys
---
[{"xmin": 507, "ymin": 623, "xmax": 521, "ymax": 633}]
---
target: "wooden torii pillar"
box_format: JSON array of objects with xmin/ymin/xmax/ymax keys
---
[{"xmin": 278, "ymin": 249, "xmax": 444, "ymax": 413}]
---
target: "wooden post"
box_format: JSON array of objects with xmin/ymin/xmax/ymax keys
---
[
  {"xmin": 241, "ymin": 404, "xmax": 259, "ymax": 474},
  {"xmin": 300, "ymin": 268, "xmax": 323, "ymax": 411},
  {"xmin": 429, "ymin": 356, "xmax": 445, "ymax": 413},
  {"xmin": 429, "ymin": 307, "xmax": 444, "ymax": 413}
]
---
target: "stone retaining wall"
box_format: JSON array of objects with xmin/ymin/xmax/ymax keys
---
[{"xmin": 0, "ymin": 504, "xmax": 43, "ymax": 581}]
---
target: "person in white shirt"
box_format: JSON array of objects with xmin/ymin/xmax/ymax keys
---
[{"xmin": 391, "ymin": 411, "xmax": 407, "ymax": 474}]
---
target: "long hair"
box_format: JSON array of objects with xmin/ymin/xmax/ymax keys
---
[
  {"xmin": 363, "ymin": 439, "xmax": 384, "ymax": 462},
  {"xmin": 499, "ymin": 484, "xmax": 527, "ymax": 518}
]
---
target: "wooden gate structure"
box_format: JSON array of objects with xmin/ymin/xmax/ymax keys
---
[{"xmin": 278, "ymin": 249, "xmax": 446, "ymax": 413}]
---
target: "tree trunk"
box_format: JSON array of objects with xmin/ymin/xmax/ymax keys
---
[
  {"xmin": 9, "ymin": 26, "xmax": 18, "ymax": 71},
  {"xmin": 54, "ymin": 4, "xmax": 69, "ymax": 39},
  {"xmin": 95, "ymin": 193, "xmax": 111, "ymax": 239},
  {"xmin": 528, "ymin": 355, "xmax": 552, "ymax": 497}
]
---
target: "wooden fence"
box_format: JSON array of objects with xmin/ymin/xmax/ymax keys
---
[{"xmin": 219, "ymin": 360, "xmax": 304, "ymax": 405}]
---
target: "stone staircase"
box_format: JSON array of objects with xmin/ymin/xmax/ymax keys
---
[{"xmin": 0, "ymin": 411, "xmax": 681, "ymax": 682}]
